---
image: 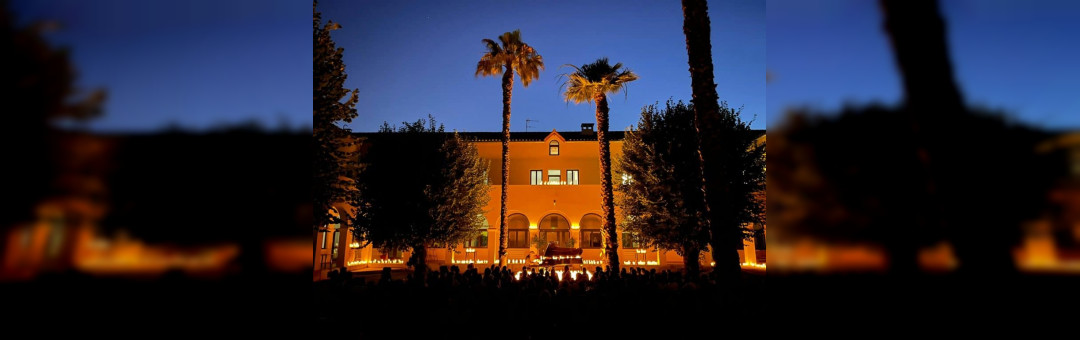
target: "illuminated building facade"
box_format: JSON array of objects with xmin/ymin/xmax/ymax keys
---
[{"xmin": 316, "ymin": 125, "xmax": 766, "ymax": 279}]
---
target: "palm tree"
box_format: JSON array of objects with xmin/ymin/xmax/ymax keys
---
[
  {"xmin": 476, "ymin": 30, "xmax": 544, "ymax": 265},
  {"xmin": 559, "ymin": 58, "xmax": 638, "ymax": 273},
  {"xmin": 682, "ymin": 0, "xmax": 735, "ymax": 280}
]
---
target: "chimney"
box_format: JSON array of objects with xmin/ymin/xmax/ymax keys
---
[{"xmin": 581, "ymin": 123, "xmax": 594, "ymax": 135}]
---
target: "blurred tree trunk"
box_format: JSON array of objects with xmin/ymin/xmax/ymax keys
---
[
  {"xmin": 880, "ymin": 0, "xmax": 964, "ymax": 112},
  {"xmin": 683, "ymin": 246, "xmax": 701, "ymax": 279}
]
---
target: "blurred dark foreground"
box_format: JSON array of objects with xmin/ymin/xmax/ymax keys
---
[
  {"xmin": 0, "ymin": 130, "xmax": 315, "ymax": 327},
  {"xmin": 0, "ymin": 0, "xmax": 316, "ymax": 328},
  {"xmin": 766, "ymin": 0, "xmax": 1080, "ymax": 325}
]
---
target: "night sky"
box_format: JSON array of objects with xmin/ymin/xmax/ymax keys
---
[
  {"xmin": 11, "ymin": 0, "xmax": 309, "ymax": 132},
  {"xmin": 768, "ymin": 0, "xmax": 1080, "ymax": 131},
  {"xmin": 16, "ymin": 1, "xmax": 1069, "ymax": 134},
  {"xmin": 319, "ymin": 0, "xmax": 765, "ymax": 133}
]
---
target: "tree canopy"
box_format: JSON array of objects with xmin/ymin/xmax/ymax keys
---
[
  {"xmin": 558, "ymin": 57, "xmax": 638, "ymax": 104},
  {"xmin": 313, "ymin": 1, "xmax": 361, "ymax": 234},
  {"xmin": 357, "ymin": 116, "xmax": 490, "ymax": 270},
  {"xmin": 475, "ymin": 29, "xmax": 544, "ymax": 87},
  {"xmin": 1, "ymin": 0, "xmax": 105, "ymax": 227},
  {"xmin": 616, "ymin": 100, "xmax": 711, "ymax": 275}
]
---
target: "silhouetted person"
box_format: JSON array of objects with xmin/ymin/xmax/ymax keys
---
[{"xmin": 381, "ymin": 267, "xmax": 393, "ymax": 284}]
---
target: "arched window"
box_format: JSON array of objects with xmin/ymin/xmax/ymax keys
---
[
  {"xmin": 507, "ymin": 214, "xmax": 530, "ymax": 248},
  {"xmin": 538, "ymin": 214, "xmax": 570, "ymax": 247},
  {"xmin": 549, "ymin": 140, "xmax": 560, "ymax": 156},
  {"xmin": 579, "ymin": 214, "xmax": 603, "ymax": 248}
]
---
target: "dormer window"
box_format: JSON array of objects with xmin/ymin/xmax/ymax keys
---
[{"xmin": 549, "ymin": 140, "xmax": 560, "ymax": 156}]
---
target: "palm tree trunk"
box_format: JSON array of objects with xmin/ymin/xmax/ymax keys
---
[
  {"xmin": 498, "ymin": 67, "xmax": 514, "ymax": 265},
  {"xmin": 879, "ymin": 0, "xmax": 963, "ymax": 112},
  {"xmin": 595, "ymin": 94, "xmax": 619, "ymax": 273},
  {"xmin": 682, "ymin": 0, "xmax": 741, "ymax": 280}
]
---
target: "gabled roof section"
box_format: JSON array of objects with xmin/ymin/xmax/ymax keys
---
[{"xmin": 544, "ymin": 129, "xmax": 566, "ymax": 144}]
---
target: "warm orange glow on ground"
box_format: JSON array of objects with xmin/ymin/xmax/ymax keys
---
[
  {"xmin": 74, "ymin": 235, "xmax": 238, "ymax": 276},
  {"xmin": 741, "ymin": 262, "xmax": 766, "ymax": 270},
  {"xmin": 451, "ymin": 259, "xmax": 490, "ymax": 265},
  {"xmin": 348, "ymin": 259, "xmax": 404, "ymax": 266},
  {"xmin": 767, "ymin": 235, "xmax": 1080, "ymax": 274}
]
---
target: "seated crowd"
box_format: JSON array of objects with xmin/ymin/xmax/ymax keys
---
[{"xmin": 314, "ymin": 264, "xmax": 762, "ymax": 337}]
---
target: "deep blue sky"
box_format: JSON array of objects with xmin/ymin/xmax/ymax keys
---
[
  {"xmin": 768, "ymin": 0, "xmax": 1080, "ymax": 131},
  {"xmin": 11, "ymin": 0, "xmax": 309, "ymax": 132},
  {"xmin": 320, "ymin": 0, "xmax": 765, "ymax": 133}
]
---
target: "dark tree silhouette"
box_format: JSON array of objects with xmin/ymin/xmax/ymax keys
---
[
  {"xmin": 1, "ymin": 0, "xmax": 105, "ymax": 229},
  {"xmin": 313, "ymin": 0, "xmax": 362, "ymax": 267},
  {"xmin": 357, "ymin": 116, "xmax": 490, "ymax": 275}
]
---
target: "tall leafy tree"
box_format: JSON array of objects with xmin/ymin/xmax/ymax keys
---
[
  {"xmin": 358, "ymin": 116, "xmax": 490, "ymax": 274},
  {"xmin": 314, "ymin": 0, "xmax": 362, "ymax": 256},
  {"xmin": 1, "ymin": 0, "xmax": 105, "ymax": 230},
  {"xmin": 559, "ymin": 57, "xmax": 638, "ymax": 272},
  {"xmin": 682, "ymin": 0, "xmax": 764, "ymax": 279},
  {"xmin": 475, "ymin": 29, "xmax": 544, "ymax": 264},
  {"xmin": 616, "ymin": 100, "xmax": 711, "ymax": 278}
]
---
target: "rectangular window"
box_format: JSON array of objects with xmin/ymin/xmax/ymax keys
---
[
  {"xmin": 332, "ymin": 231, "xmax": 340, "ymax": 260},
  {"xmin": 508, "ymin": 230, "xmax": 529, "ymax": 248},
  {"xmin": 531, "ymin": 170, "xmax": 543, "ymax": 185},
  {"xmin": 540, "ymin": 230, "xmax": 570, "ymax": 248},
  {"xmin": 320, "ymin": 254, "xmax": 330, "ymax": 269},
  {"xmin": 354, "ymin": 248, "xmax": 362, "ymax": 260},
  {"xmin": 622, "ymin": 232, "xmax": 641, "ymax": 248},
  {"xmin": 387, "ymin": 249, "xmax": 403, "ymax": 260},
  {"xmin": 582, "ymin": 230, "xmax": 603, "ymax": 248},
  {"xmin": 566, "ymin": 170, "xmax": 579, "ymax": 185},
  {"xmin": 547, "ymin": 170, "xmax": 561, "ymax": 185},
  {"xmin": 465, "ymin": 230, "xmax": 489, "ymax": 248},
  {"xmin": 47, "ymin": 225, "xmax": 64, "ymax": 259},
  {"xmin": 320, "ymin": 231, "xmax": 327, "ymax": 249}
]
